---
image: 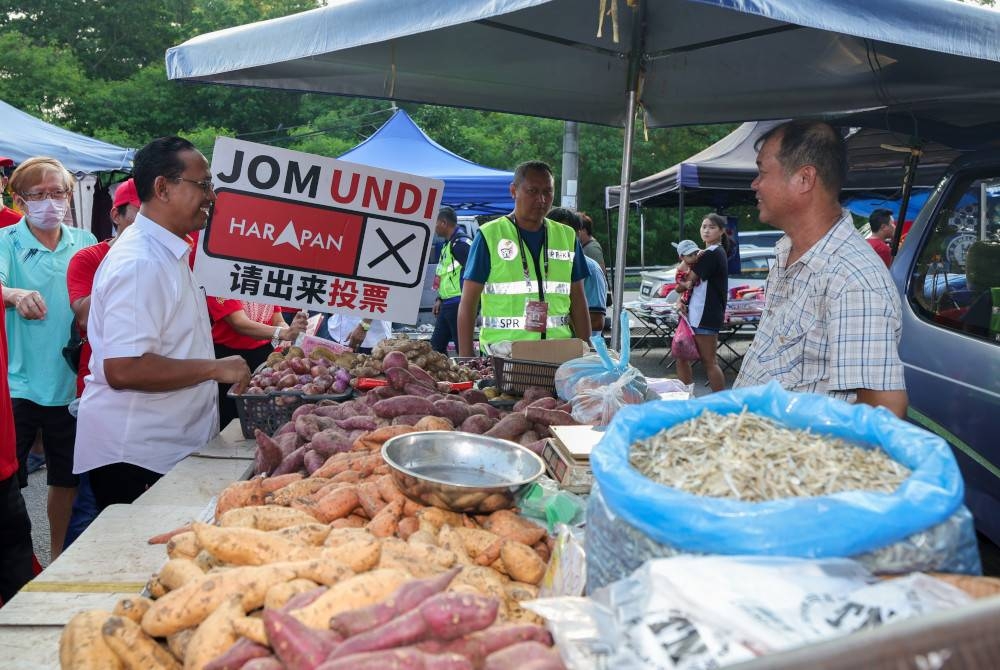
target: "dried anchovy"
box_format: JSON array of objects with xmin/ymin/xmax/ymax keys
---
[{"xmin": 629, "ymin": 408, "xmax": 910, "ymax": 501}]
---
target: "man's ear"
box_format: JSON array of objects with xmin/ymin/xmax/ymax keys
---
[
  {"xmin": 796, "ymin": 165, "xmax": 818, "ymax": 194},
  {"xmin": 153, "ymin": 175, "xmax": 170, "ymax": 201}
]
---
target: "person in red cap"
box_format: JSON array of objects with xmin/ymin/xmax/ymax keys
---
[{"xmin": 0, "ymin": 157, "xmax": 21, "ymax": 228}]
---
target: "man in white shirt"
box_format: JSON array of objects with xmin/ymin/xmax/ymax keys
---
[{"xmin": 73, "ymin": 137, "xmax": 250, "ymax": 510}]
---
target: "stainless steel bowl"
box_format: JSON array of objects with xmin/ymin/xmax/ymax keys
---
[{"xmin": 381, "ymin": 431, "xmax": 546, "ymax": 513}]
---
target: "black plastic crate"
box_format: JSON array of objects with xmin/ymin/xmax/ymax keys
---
[
  {"xmin": 491, "ymin": 356, "xmax": 559, "ymax": 396},
  {"xmin": 229, "ymin": 388, "xmax": 351, "ymax": 439}
]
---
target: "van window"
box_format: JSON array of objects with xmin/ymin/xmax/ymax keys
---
[{"xmin": 908, "ymin": 173, "xmax": 1000, "ymax": 343}]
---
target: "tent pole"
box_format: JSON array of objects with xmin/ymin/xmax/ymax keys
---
[
  {"xmin": 891, "ymin": 147, "xmax": 922, "ymax": 256},
  {"xmin": 639, "ymin": 205, "xmax": 646, "ymax": 268},
  {"xmin": 678, "ymin": 187, "xmax": 685, "ymax": 241},
  {"xmin": 611, "ymin": 89, "xmax": 638, "ymax": 351}
]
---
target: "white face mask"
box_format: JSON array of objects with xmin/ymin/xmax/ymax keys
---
[{"xmin": 25, "ymin": 198, "xmax": 69, "ymax": 230}]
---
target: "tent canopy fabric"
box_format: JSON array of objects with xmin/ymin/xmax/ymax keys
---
[
  {"xmin": 338, "ymin": 109, "xmax": 513, "ymax": 215},
  {"xmin": 0, "ymin": 100, "xmax": 133, "ymax": 174},
  {"xmin": 605, "ymin": 121, "xmax": 962, "ymax": 209},
  {"xmin": 166, "ymin": 0, "xmax": 1000, "ymax": 130}
]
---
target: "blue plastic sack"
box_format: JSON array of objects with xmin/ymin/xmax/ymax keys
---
[
  {"xmin": 554, "ymin": 312, "xmax": 645, "ymax": 401},
  {"xmin": 591, "ymin": 382, "xmax": 966, "ymax": 558}
]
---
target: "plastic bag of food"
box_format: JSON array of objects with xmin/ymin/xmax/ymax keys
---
[
  {"xmin": 554, "ymin": 312, "xmax": 647, "ymax": 404},
  {"xmin": 569, "ymin": 367, "xmax": 646, "ymax": 426},
  {"xmin": 586, "ymin": 382, "xmax": 979, "ymax": 589},
  {"xmin": 670, "ymin": 315, "xmax": 699, "ymax": 361}
]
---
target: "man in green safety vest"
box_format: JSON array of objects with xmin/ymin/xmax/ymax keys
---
[
  {"xmin": 431, "ymin": 206, "xmax": 471, "ymax": 354},
  {"xmin": 457, "ymin": 161, "xmax": 591, "ymax": 357}
]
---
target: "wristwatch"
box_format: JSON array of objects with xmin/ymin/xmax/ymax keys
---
[{"xmin": 270, "ymin": 326, "xmax": 283, "ymax": 348}]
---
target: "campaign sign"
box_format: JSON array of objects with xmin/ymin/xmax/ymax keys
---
[{"xmin": 194, "ymin": 137, "xmax": 443, "ymax": 324}]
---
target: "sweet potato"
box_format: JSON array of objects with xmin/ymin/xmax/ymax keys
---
[
  {"xmin": 215, "ymin": 478, "xmax": 267, "ymax": 518},
  {"xmin": 321, "ymin": 533, "xmax": 382, "ymax": 572},
  {"xmin": 524, "ymin": 406, "xmax": 578, "ymax": 427},
  {"xmin": 291, "ymin": 569, "xmax": 411, "ymax": 629},
  {"xmin": 264, "ymin": 608, "xmax": 338, "ymax": 670},
  {"xmin": 378, "ymin": 539, "xmax": 456, "ymax": 579},
  {"xmin": 282, "ymin": 558, "xmax": 354, "ymax": 586},
  {"xmin": 184, "ymin": 593, "xmax": 243, "ymax": 670},
  {"xmin": 304, "ymin": 450, "xmax": 326, "ymax": 474},
  {"xmin": 392, "ymin": 414, "xmax": 426, "ymax": 427},
  {"xmin": 416, "ymin": 508, "xmax": 467, "ymax": 531},
  {"xmin": 521, "ymin": 386, "xmax": 554, "ymax": 403},
  {"xmin": 483, "ymin": 641, "xmax": 564, "ymax": 669},
  {"xmin": 352, "ymin": 426, "xmax": 417, "ymax": 453},
  {"xmin": 232, "ymin": 617, "xmax": 269, "ymax": 646},
  {"xmin": 146, "ymin": 575, "xmax": 168, "ymax": 599},
  {"xmin": 242, "ymin": 658, "xmax": 284, "ymax": 670},
  {"xmin": 418, "ymin": 624, "xmax": 553, "ymax": 667},
  {"xmin": 317, "ymin": 649, "xmax": 472, "ymax": 670},
  {"xmin": 381, "ymin": 350, "xmax": 410, "ymax": 372},
  {"xmin": 397, "ymin": 516, "xmax": 420, "ymax": 540},
  {"xmin": 430, "ymin": 399, "xmax": 471, "ymax": 426},
  {"xmin": 167, "ymin": 628, "xmax": 195, "ymax": 663},
  {"xmin": 267, "ymin": 478, "xmax": 331, "ymax": 506},
  {"xmin": 260, "ymin": 472, "xmax": 303, "ymax": 493},
  {"xmin": 356, "ymin": 481, "xmax": 386, "ymax": 518},
  {"xmin": 272, "ymin": 446, "xmax": 308, "ymax": 476},
  {"xmin": 142, "ymin": 564, "xmax": 298, "ymax": 637},
  {"xmin": 276, "ymin": 523, "xmax": 331, "ymax": 546},
  {"xmin": 373, "ymin": 395, "xmax": 437, "ymax": 419},
  {"xmin": 367, "ymin": 498, "xmax": 404, "ymax": 538},
  {"xmin": 460, "ymin": 388, "xmax": 489, "ymax": 405},
  {"xmin": 329, "ymin": 469, "xmax": 363, "ymax": 484},
  {"xmin": 265, "ymin": 578, "xmax": 321, "ymax": 610},
  {"xmin": 407, "ymin": 364, "xmax": 437, "ymax": 387},
  {"xmin": 518, "ymin": 430, "xmax": 540, "ymax": 447},
  {"xmin": 459, "ymin": 414, "xmax": 496, "ymax": 435},
  {"xmin": 60, "ymin": 610, "xmax": 124, "ymax": 670},
  {"xmin": 331, "ymin": 515, "xmax": 368, "ymax": 529},
  {"xmin": 157, "ymin": 558, "xmax": 205, "ymax": 591},
  {"xmin": 274, "ymin": 420, "xmax": 297, "ymax": 436},
  {"xmin": 113, "ymin": 595, "xmax": 154, "ymax": 624},
  {"xmin": 453, "ymin": 527, "xmax": 502, "ymax": 560},
  {"xmin": 218, "ymin": 505, "xmax": 318, "ymax": 530},
  {"xmin": 327, "ymin": 592, "xmax": 498, "ymax": 660},
  {"xmin": 203, "ymin": 638, "xmax": 270, "ymax": 670},
  {"xmin": 329, "ymin": 566, "xmax": 461, "ymax": 638},
  {"xmin": 192, "ymin": 522, "xmax": 320, "ymax": 565},
  {"xmin": 309, "ymin": 428, "xmax": 354, "ymax": 457},
  {"xmin": 281, "ymin": 586, "xmax": 329, "ymax": 612},
  {"xmin": 404, "ymin": 382, "xmax": 443, "ymax": 399},
  {"xmin": 148, "ymin": 523, "xmax": 194, "ymax": 545},
  {"xmin": 413, "ymin": 415, "xmax": 455, "ymax": 432},
  {"xmin": 334, "ymin": 416, "xmax": 379, "ymax": 432},
  {"xmin": 376, "ymin": 474, "xmax": 406, "ymax": 504},
  {"xmin": 484, "ymin": 413, "xmax": 532, "ymax": 441},
  {"xmin": 310, "ymin": 486, "xmax": 360, "ymax": 523},
  {"xmin": 471, "ymin": 402, "xmax": 502, "ymax": 420},
  {"xmin": 482, "ymin": 510, "xmax": 547, "ymax": 546},
  {"xmin": 102, "ymin": 615, "xmax": 181, "ymax": 669},
  {"xmin": 499, "ymin": 541, "xmax": 547, "ymax": 585},
  {"xmin": 166, "ymin": 531, "xmax": 201, "ymax": 560},
  {"xmin": 254, "ymin": 429, "xmax": 284, "ymax": 476}
]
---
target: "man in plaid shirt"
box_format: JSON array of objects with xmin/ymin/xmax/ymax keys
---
[{"xmin": 735, "ymin": 120, "xmax": 908, "ymax": 418}]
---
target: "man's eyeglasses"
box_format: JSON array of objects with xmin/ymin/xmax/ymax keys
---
[
  {"xmin": 20, "ymin": 188, "xmax": 71, "ymax": 201},
  {"xmin": 172, "ymin": 177, "xmax": 215, "ymax": 194}
]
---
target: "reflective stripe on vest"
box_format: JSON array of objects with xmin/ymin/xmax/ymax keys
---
[{"xmin": 478, "ymin": 216, "xmax": 576, "ymax": 349}]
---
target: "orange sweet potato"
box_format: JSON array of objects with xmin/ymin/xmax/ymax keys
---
[
  {"xmin": 366, "ymin": 498, "xmax": 404, "ymax": 538},
  {"xmin": 352, "ymin": 425, "xmax": 417, "ymax": 452},
  {"xmin": 215, "ymin": 478, "xmax": 267, "ymax": 518},
  {"xmin": 310, "ymin": 486, "xmax": 361, "ymax": 523}
]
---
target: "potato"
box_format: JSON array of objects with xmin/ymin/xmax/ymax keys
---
[
  {"xmin": 60, "ymin": 610, "xmax": 124, "ymax": 670},
  {"xmin": 182, "ymin": 594, "xmax": 242, "ymax": 670},
  {"xmin": 191, "ymin": 522, "xmax": 321, "ymax": 566},
  {"xmin": 218, "ymin": 505, "xmax": 318, "ymax": 530},
  {"xmin": 102, "ymin": 615, "xmax": 181, "ymax": 669},
  {"xmin": 290, "ymin": 569, "xmax": 411, "ymax": 629}
]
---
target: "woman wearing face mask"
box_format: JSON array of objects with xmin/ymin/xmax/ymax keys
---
[{"xmin": 0, "ymin": 157, "xmax": 97, "ymax": 561}]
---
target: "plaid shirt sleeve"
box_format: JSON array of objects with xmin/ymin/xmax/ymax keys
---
[{"xmin": 825, "ymin": 284, "xmax": 906, "ymax": 398}]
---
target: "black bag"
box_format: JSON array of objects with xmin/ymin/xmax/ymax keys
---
[{"xmin": 61, "ymin": 321, "xmax": 86, "ymax": 373}]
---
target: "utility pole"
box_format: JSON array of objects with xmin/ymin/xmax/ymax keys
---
[{"xmin": 560, "ymin": 121, "xmax": 578, "ymax": 209}]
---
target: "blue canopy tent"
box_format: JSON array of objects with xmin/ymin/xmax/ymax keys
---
[{"xmin": 338, "ymin": 109, "xmax": 513, "ymax": 216}]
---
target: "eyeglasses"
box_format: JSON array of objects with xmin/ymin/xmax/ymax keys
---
[
  {"xmin": 20, "ymin": 188, "xmax": 71, "ymax": 201},
  {"xmin": 172, "ymin": 177, "xmax": 215, "ymax": 194}
]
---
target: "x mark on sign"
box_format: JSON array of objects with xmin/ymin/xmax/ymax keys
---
[{"xmin": 368, "ymin": 228, "xmax": 416, "ymax": 274}]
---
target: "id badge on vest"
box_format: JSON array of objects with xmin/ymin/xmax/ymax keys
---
[{"xmin": 524, "ymin": 300, "xmax": 548, "ymax": 333}]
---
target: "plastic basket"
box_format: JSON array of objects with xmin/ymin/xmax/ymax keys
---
[
  {"xmin": 229, "ymin": 388, "xmax": 352, "ymax": 439},
  {"xmin": 492, "ymin": 356, "xmax": 560, "ymax": 396}
]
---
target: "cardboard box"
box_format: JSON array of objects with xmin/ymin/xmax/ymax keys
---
[{"xmin": 510, "ymin": 339, "xmax": 589, "ymax": 365}]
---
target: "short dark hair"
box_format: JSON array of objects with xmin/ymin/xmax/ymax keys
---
[
  {"xmin": 546, "ymin": 207, "xmax": 580, "ymax": 230},
  {"xmin": 513, "ymin": 160, "xmax": 553, "ymax": 186},
  {"xmin": 437, "ymin": 206, "xmax": 457, "ymax": 227},
  {"xmin": 133, "ymin": 136, "xmax": 197, "ymax": 202},
  {"xmin": 869, "ymin": 208, "xmax": 893, "ymax": 233},
  {"xmin": 756, "ymin": 121, "xmax": 847, "ymax": 195}
]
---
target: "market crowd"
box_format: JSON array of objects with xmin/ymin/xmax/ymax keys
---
[{"xmin": 0, "ymin": 120, "xmax": 907, "ymax": 607}]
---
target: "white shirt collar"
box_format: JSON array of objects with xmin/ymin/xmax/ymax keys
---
[{"xmin": 132, "ymin": 213, "xmax": 192, "ymax": 260}]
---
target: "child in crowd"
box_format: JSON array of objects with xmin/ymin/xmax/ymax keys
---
[{"xmin": 672, "ymin": 239, "xmax": 702, "ymax": 312}]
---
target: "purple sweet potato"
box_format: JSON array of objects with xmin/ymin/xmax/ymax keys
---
[
  {"xmin": 432, "ymin": 399, "xmax": 471, "ymax": 426},
  {"xmin": 274, "ymin": 421, "xmax": 297, "ymax": 437},
  {"xmin": 382, "ymin": 351, "xmax": 410, "ymax": 372},
  {"xmin": 296, "ymin": 414, "xmax": 324, "ymax": 441},
  {"xmin": 484, "ymin": 413, "xmax": 532, "ymax": 441},
  {"xmin": 459, "ymin": 415, "xmax": 496, "ymax": 435},
  {"xmin": 327, "ymin": 593, "xmax": 497, "ymax": 660},
  {"xmin": 392, "ymin": 415, "xmax": 426, "ymax": 427},
  {"xmin": 459, "ymin": 389, "xmax": 489, "ymax": 405},
  {"xmin": 271, "ymin": 446, "xmax": 307, "ymax": 476},
  {"xmin": 334, "ymin": 416, "xmax": 378, "ymax": 432},
  {"xmin": 368, "ymin": 386, "xmax": 403, "ymax": 403},
  {"xmin": 523, "ymin": 439, "xmax": 548, "ymax": 456},
  {"xmin": 524, "ymin": 406, "xmax": 578, "ymax": 427},
  {"xmin": 309, "ymin": 429, "xmax": 353, "ymax": 457},
  {"xmin": 281, "ymin": 586, "xmax": 329, "ymax": 613},
  {"xmin": 407, "ymin": 365, "xmax": 437, "ymax": 387},
  {"xmin": 386, "ymin": 366, "xmax": 420, "ymax": 392},
  {"xmin": 275, "ymin": 432, "xmax": 300, "ymax": 457},
  {"xmin": 204, "ymin": 638, "xmax": 271, "ymax": 670},
  {"xmin": 317, "ymin": 649, "xmax": 472, "ymax": 670},
  {"xmin": 521, "ymin": 386, "xmax": 555, "ymax": 403},
  {"xmin": 254, "ymin": 429, "xmax": 283, "ymax": 473},
  {"xmin": 304, "ymin": 450, "xmax": 326, "ymax": 474},
  {"xmin": 470, "ymin": 403, "xmax": 502, "ymax": 420},
  {"xmin": 418, "ymin": 624, "xmax": 553, "ymax": 667},
  {"xmin": 403, "ymin": 382, "xmax": 441, "ymax": 398},
  {"xmin": 329, "ymin": 567, "xmax": 461, "ymax": 638},
  {"xmin": 483, "ymin": 641, "xmax": 565, "ymax": 670},
  {"xmin": 264, "ymin": 608, "xmax": 338, "ymax": 670},
  {"xmin": 292, "ymin": 403, "xmax": 319, "ymax": 421},
  {"xmin": 373, "ymin": 396, "xmax": 437, "ymax": 419},
  {"xmin": 242, "ymin": 659, "xmax": 284, "ymax": 670}
]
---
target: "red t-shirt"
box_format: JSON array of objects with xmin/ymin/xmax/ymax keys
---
[
  {"xmin": 0, "ymin": 207, "xmax": 21, "ymax": 228},
  {"xmin": 867, "ymin": 237, "xmax": 892, "ymax": 268},
  {"xmin": 66, "ymin": 240, "xmax": 113, "ymax": 396},
  {"xmin": 207, "ymin": 297, "xmax": 274, "ymax": 350},
  {"xmin": 0, "ymin": 282, "xmax": 17, "ymax": 480}
]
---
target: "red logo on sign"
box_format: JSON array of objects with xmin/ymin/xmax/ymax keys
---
[{"xmin": 205, "ymin": 190, "xmax": 363, "ymax": 275}]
